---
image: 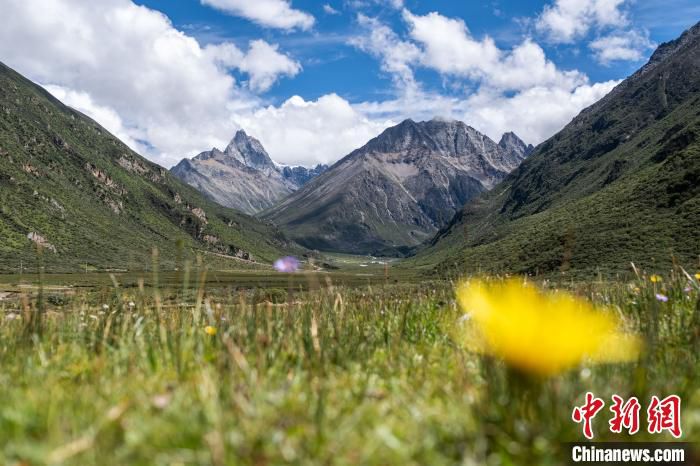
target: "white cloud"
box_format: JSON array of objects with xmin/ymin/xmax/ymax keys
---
[
  {"xmin": 350, "ymin": 15, "xmax": 421, "ymax": 90},
  {"xmin": 323, "ymin": 4, "xmax": 340, "ymax": 15},
  {"xmin": 0, "ymin": 0, "xmax": 304, "ymax": 167},
  {"xmin": 460, "ymin": 80, "xmax": 620, "ymax": 144},
  {"xmin": 207, "ymin": 40, "xmax": 302, "ymax": 92},
  {"xmin": 589, "ymin": 30, "xmax": 655, "ymax": 64},
  {"xmin": 43, "ymin": 84, "xmax": 147, "ymax": 154},
  {"xmin": 0, "ymin": 0, "xmax": 624, "ymax": 171},
  {"xmin": 536, "ymin": 0, "xmax": 629, "ymax": 43},
  {"xmin": 350, "ymin": 11, "xmax": 619, "ymax": 146},
  {"xmin": 201, "ymin": 0, "xmax": 314, "ymax": 31},
  {"xmin": 403, "ymin": 11, "xmax": 586, "ymax": 91},
  {"xmin": 353, "ymin": 80, "xmax": 620, "ymax": 148},
  {"xmin": 234, "ymin": 94, "xmax": 392, "ymax": 166}
]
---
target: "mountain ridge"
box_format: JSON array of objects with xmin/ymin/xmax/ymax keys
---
[
  {"xmin": 0, "ymin": 61, "xmax": 296, "ymax": 272},
  {"xmin": 412, "ymin": 21, "xmax": 700, "ymax": 275},
  {"xmin": 263, "ymin": 118, "xmax": 531, "ymax": 255},
  {"xmin": 171, "ymin": 130, "xmax": 328, "ymax": 214}
]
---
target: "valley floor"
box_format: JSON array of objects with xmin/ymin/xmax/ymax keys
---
[{"xmin": 0, "ymin": 267, "xmax": 698, "ymax": 465}]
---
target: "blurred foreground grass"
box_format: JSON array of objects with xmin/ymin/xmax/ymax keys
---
[{"xmin": 0, "ymin": 265, "xmax": 699, "ymax": 465}]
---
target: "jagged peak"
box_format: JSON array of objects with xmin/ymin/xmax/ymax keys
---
[
  {"xmin": 498, "ymin": 131, "xmax": 524, "ymax": 146},
  {"xmin": 648, "ymin": 20, "xmax": 700, "ymax": 65}
]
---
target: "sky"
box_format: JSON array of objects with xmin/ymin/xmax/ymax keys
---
[{"xmin": 1, "ymin": 0, "xmax": 699, "ymax": 168}]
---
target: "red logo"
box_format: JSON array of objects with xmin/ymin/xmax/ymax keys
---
[
  {"xmin": 647, "ymin": 395, "xmax": 682, "ymax": 438},
  {"xmin": 572, "ymin": 392, "xmax": 605, "ymax": 439},
  {"xmin": 609, "ymin": 395, "xmax": 641, "ymax": 435},
  {"xmin": 572, "ymin": 393, "xmax": 682, "ymax": 439}
]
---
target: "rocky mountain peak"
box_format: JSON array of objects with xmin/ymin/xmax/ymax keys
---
[
  {"xmin": 224, "ymin": 130, "xmax": 275, "ymax": 171},
  {"xmin": 171, "ymin": 130, "xmax": 328, "ymax": 214},
  {"xmin": 265, "ymin": 118, "xmax": 531, "ymax": 254},
  {"xmin": 498, "ymin": 132, "xmax": 534, "ymax": 159},
  {"xmin": 359, "ymin": 118, "xmax": 481, "ymax": 157},
  {"xmin": 648, "ymin": 20, "xmax": 700, "ymax": 66}
]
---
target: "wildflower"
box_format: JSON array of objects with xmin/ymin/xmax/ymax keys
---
[
  {"xmin": 102, "ymin": 304, "xmax": 110, "ymax": 311},
  {"xmin": 650, "ymin": 275, "xmax": 662, "ymax": 283},
  {"xmin": 128, "ymin": 301, "xmax": 135, "ymax": 308},
  {"xmin": 695, "ymin": 273, "xmax": 700, "ymax": 281},
  {"xmin": 455, "ymin": 279, "xmax": 641, "ymax": 376},
  {"xmin": 684, "ymin": 286, "xmax": 692, "ymax": 294},
  {"xmin": 655, "ymin": 293, "xmax": 669, "ymax": 303},
  {"xmin": 273, "ymin": 256, "xmax": 300, "ymax": 273},
  {"xmin": 151, "ymin": 393, "xmax": 172, "ymax": 410},
  {"xmin": 204, "ymin": 326, "xmax": 217, "ymax": 336}
]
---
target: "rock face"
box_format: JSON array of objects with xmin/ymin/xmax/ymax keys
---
[
  {"xmin": 263, "ymin": 119, "xmax": 530, "ymax": 255},
  {"xmin": 416, "ymin": 21, "xmax": 700, "ymax": 275},
  {"xmin": 171, "ymin": 131, "xmax": 328, "ymax": 214}
]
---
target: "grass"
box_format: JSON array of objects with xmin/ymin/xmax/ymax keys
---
[{"xmin": 0, "ymin": 262, "xmax": 699, "ymax": 465}]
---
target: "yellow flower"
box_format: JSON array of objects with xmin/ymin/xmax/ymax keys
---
[
  {"xmin": 204, "ymin": 326, "xmax": 217, "ymax": 336},
  {"xmin": 695, "ymin": 273, "xmax": 700, "ymax": 281},
  {"xmin": 650, "ymin": 275, "xmax": 662, "ymax": 283},
  {"xmin": 455, "ymin": 279, "xmax": 641, "ymax": 376}
]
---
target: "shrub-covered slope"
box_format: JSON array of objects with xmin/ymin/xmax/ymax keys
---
[
  {"xmin": 413, "ymin": 22, "xmax": 700, "ymax": 276},
  {"xmin": 0, "ymin": 62, "xmax": 295, "ymax": 272}
]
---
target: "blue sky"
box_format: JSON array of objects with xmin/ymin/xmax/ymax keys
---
[
  {"xmin": 136, "ymin": 0, "xmax": 699, "ymax": 104},
  {"xmin": 1, "ymin": 0, "xmax": 699, "ymax": 167}
]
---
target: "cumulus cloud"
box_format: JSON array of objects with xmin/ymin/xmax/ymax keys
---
[
  {"xmin": 0, "ymin": 0, "xmax": 304, "ymax": 166},
  {"xmin": 0, "ymin": 0, "xmax": 625, "ymax": 170},
  {"xmin": 404, "ymin": 11, "xmax": 586, "ymax": 91},
  {"xmin": 43, "ymin": 84, "xmax": 147, "ymax": 154},
  {"xmin": 589, "ymin": 30, "xmax": 655, "ymax": 64},
  {"xmin": 206, "ymin": 40, "xmax": 302, "ymax": 92},
  {"xmin": 536, "ymin": 0, "xmax": 630, "ymax": 43},
  {"xmin": 353, "ymin": 80, "xmax": 620, "ymax": 149},
  {"xmin": 350, "ymin": 10, "xmax": 618, "ymax": 146},
  {"xmin": 350, "ymin": 15, "xmax": 421, "ymax": 90},
  {"xmin": 234, "ymin": 94, "xmax": 392, "ymax": 166},
  {"xmin": 200, "ymin": 0, "xmax": 314, "ymax": 31},
  {"xmin": 461, "ymin": 81, "xmax": 620, "ymax": 144}
]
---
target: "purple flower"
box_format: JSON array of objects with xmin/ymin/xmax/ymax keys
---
[
  {"xmin": 655, "ymin": 293, "xmax": 669, "ymax": 303},
  {"xmin": 685, "ymin": 286, "xmax": 693, "ymax": 294},
  {"xmin": 274, "ymin": 256, "xmax": 300, "ymax": 273}
]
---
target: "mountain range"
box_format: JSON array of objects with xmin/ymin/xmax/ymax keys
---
[
  {"xmin": 0, "ymin": 61, "xmax": 296, "ymax": 272},
  {"xmin": 262, "ymin": 119, "xmax": 532, "ymax": 255},
  {"xmin": 2, "ymin": 20, "xmax": 699, "ymax": 276},
  {"xmin": 171, "ymin": 131, "xmax": 327, "ymax": 214},
  {"xmin": 412, "ymin": 21, "xmax": 700, "ymax": 275}
]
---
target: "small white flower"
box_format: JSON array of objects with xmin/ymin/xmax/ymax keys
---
[
  {"xmin": 580, "ymin": 368, "xmax": 592, "ymax": 380},
  {"xmin": 102, "ymin": 304, "xmax": 109, "ymax": 311},
  {"xmin": 128, "ymin": 301, "xmax": 135, "ymax": 308}
]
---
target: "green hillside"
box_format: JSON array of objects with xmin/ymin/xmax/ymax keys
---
[
  {"xmin": 412, "ymin": 22, "xmax": 700, "ymax": 276},
  {"xmin": 0, "ymin": 62, "xmax": 296, "ymax": 272}
]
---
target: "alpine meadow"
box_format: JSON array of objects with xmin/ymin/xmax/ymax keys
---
[{"xmin": 0, "ymin": 1, "xmax": 699, "ymax": 465}]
